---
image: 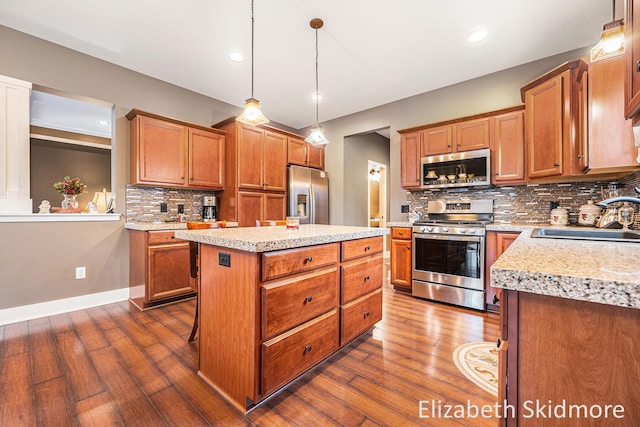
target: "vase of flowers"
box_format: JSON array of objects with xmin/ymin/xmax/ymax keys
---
[{"xmin": 53, "ymin": 176, "xmax": 87, "ymax": 212}]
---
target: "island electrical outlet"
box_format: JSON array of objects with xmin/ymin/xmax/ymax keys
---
[
  {"xmin": 76, "ymin": 266, "xmax": 86, "ymax": 279},
  {"xmin": 219, "ymin": 253, "xmax": 231, "ymax": 267}
]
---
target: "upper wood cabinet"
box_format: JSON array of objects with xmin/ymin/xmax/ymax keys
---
[
  {"xmin": 589, "ymin": 54, "xmax": 639, "ymax": 174},
  {"xmin": 490, "ymin": 109, "xmax": 525, "ymax": 185},
  {"xmin": 399, "ymin": 107, "xmax": 523, "ymax": 189},
  {"xmin": 625, "ymin": 0, "xmax": 640, "ymax": 122},
  {"xmin": 237, "ymin": 125, "xmax": 287, "ymax": 192},
  {"xmin": 287, "ymin": 136, "xmax": 325, "ymax": 170},
  {"xmin": 400, "ymin": 131, "xmax": 422, "ymax": 188},
  {"xmin": 521, "ymin": 59, "xmax": 588, "ymax": 180},
  {"xmin": 127, "ymin": 110, "xmax": 225, "ymax": 190}
]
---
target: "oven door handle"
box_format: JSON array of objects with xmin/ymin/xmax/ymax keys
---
[{"xmin": 413, "ymin": 233, "xmax": 482, "ymax": 243}]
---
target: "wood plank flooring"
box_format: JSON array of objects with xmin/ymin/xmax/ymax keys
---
[{"xmin": 0, "ymin": 273, "xmax": 499, "ymax": 426}]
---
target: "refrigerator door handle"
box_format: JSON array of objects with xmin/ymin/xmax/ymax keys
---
[{"xmin": 309, "ymin": 183, "xmax": 315, "ymax": 224}]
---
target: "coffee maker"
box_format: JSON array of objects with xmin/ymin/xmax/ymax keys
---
[{"xmin": 202, "ymin": 195, "xmax": 218, "ymax": 222}]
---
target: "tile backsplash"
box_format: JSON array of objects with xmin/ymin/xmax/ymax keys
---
[
  {"xmin": 406, "ymin": 170, "xmax": 640, "ymax": 228},
  {"xmin": 125, "ymin": 185, "xmax": 218, "ymax": 223}
]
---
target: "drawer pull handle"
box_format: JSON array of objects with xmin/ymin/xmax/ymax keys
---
[
  {"xmin": 364, "ymin": 245, "xmax": 371, "ymax": 251},
  {"xmin": 305, "ymin": 345, "xmax": 312, "ymax": 353},
  {"xmin": 364, "ymin": 311, "xmax": 370, "ymax": 318},
  {"xmin": 305, "ymin": 296, "xmax": 313, "ymax": 303},
  {"xmin": 406, "ymin": 245, "xmax": 410, "ymax": 250},
  {"xmin": 306, "ymin": 256, "xmax": 313, "ymax": 263},
  {"xmin": 496, "ymin": 338, "xmax": 501, "ymax": 349},
  {"xmin": 364, "ymin": 275, "xmax": 370, "ymax": 281},
  {"xmin": 553, "ymin": 163, "xmax": 560, "ymax": 167},
  {"xmin": 398, "ymin": 232, "xmax": 403, "ymax": 236},
  {"xmin": 636, "ymin": 60, "xmax": 640, "ymax": 72},
  {"xmin": 493, "ymin": 294, "xmax": 500, "ymax": 304}
]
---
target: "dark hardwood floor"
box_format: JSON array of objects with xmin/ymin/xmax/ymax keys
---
[{"xmin": 0, "ymin": 271, "xmax": 499, "ymax": 426}]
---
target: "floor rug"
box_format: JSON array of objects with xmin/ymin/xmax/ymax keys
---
[{"xmin": 453, "ymin": 341, "xmax": 498, "ymax": 397}]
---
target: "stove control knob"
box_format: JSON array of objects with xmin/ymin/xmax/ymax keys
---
[
  {"xmin": 426, "ymin": 226, "xmax": 434, "ymax": 232},
  {"xmin": 459, "ymin": 228, "xmax": 467, "ymax": 234},
  {"xmin": 441, "ymin": 227, "xmax": 449, "ymax": 233},
  {"xmin": 468, "ymin": 228, "xmax": 477, "ymax": 234}
]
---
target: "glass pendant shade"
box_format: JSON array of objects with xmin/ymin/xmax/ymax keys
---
[
  {"xmin": 305, "ymin": 124, "xmax": 329, "ymax": 145},
  {"xmin": 590, "ymin": 19, "xmax": 625, "ymax": 62},
  {"xmin": 236, "ymin": 97, "xmax": 269, "ymax": 126}
]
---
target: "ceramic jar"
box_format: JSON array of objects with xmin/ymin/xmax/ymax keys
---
[
  {"xmin": 550, "ymin": 207, "xmax": 569, "ymax": 226},
  {"xmin": 578, "ymin": 200, "xmax": 601, "ymax": 226}
]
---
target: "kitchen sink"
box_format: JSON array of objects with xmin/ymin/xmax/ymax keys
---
[{"xmin": 531, "ymin": 227, "xmax": 640, "ymax": 243}]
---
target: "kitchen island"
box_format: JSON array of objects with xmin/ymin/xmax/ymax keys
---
[
  {"xmin": 174, "ymin": 224, "xmax": 389, "ymax": 413},
  {"xmin": 491, "ymin": 228, "xmax": 640, "ymax": 426}
]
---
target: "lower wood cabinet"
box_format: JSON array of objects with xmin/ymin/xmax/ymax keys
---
[
  {"xmin": 340, "ymin": 289, "xmax": 383, "ymax": 345},
  {"xmin": 237, "ymin": 191, "xmax": 286, "ymax": 227},
  {"xmin": 485, "ymin": 231, "xmax": 520, "ymax": 311},
  {"xmin": 390, "ymin": 227, "xmax": 412, "ymax": 291},
  {"xmin": 128, "ymin": 230, "xmax": 196, "ymax": 309}
]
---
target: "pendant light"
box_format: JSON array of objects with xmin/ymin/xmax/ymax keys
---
[
  {"xmin": 590, "ymin": 0, "xmax": 625, "ymax": 62},
  {"xmin": 236, "ymin": 0, "xmax": 269, "ymax": 126},
  {"xmin": 305, "ymin": 18, "xmax": 329, "ymax": 146}
]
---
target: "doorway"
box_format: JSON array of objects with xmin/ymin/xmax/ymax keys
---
[{"xmin": 368, "ymin": 160, "xmax": 389, "ymax": 254}]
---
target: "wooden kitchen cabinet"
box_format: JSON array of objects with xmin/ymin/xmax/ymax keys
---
[
  {"xmin": 237, "ymin": 191, "xmax": 286, "ymax": 227},
  {"xmin": 485, "ymin": 231, "xmax": 519, "ymax": 311},
  {"xmin": 455, "ymin": 117, "xmax": 490, "ymax": 152},
  {"xmin": 422, "ymin": 124, "xmax": 454, "ymax": 156},
  {"xmin": 215, "ymin": 118, "xmax": 288, "ymax": 224},
  {"xmin": 521, "ymin": 59, "xmax": 588, "ymax": 179},
  {"xmin": 400, "ymin": 131, "xmax": 422, "ymax": 188},
  {"xmin": 490, "ymin": 108, "xmax": 525, "ymax": 185},
  {"xmin": 625, "ymin": 0, "xmax": 640, "ymax": 122},
  {"xmin": 499, "ymin": 289, "xmax": 640, "ymax": 426},
  {"xmin": 127, "ymin": 110, "xmax": 225, "ymax": 189},
  {"xmin": 390, "ymin": 227, "xmax": 412, "ymax": 291},
  {"xmin": 128, "ymin": 230, "xmax": 196, "ymax": 309},
  {"xmin": 589, "ymin": 54, "xmax": 639, "ymax": 173},
  {"xmin": 287, "ymin": 135, "xmax": 325, "ymax": 170}
]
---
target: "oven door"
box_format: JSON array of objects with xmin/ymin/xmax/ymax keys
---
[{"xmin": 412, "ymin": 233, "xmax": 484, "ymax": 290}]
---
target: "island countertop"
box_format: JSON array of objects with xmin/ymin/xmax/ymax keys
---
[
  {"xmin": 491, "ymin": 227, "xmax": 640, "ymax": 309},
  {"xmin": 174, "ymin": 224, "xmax": 389, "ymax": 253}
]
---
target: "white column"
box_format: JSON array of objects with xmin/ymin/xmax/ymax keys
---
[{"xmin": 0, "ymin": 75, "xmax": 32, "ymax": 214}]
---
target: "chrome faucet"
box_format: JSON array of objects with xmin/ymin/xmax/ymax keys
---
[{"xmin": 596, "ymin": 186, "xmax": 640, "ymax": 207}]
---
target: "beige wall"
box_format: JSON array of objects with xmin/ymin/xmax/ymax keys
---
[
  {"xmin": 0, "ymin": 25, "xmax": 242, "ymax": 310},
  {"xmin": 318, "ymin": 46, "xmax": 591, "ymax": 224}
]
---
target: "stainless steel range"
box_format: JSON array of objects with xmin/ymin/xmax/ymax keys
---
[{"xmin": 412, "ymin": 199, "xmax": 493, "ymax": 310}]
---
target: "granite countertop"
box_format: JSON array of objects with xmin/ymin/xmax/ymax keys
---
[
  {"xmin": 486, "ymin": 222, "xmax": 551, "ymax": 232},
  {"xmin": 125, "ymin": 221, "xmax": 239, "ymax": 231},
  {"xmin": 174, "ymin": 224, "xmax": 389, "ymax": 253},
  {"xmin": 387, "ymin": 221, "xmax": 413, "ymax": 228},
  {"xmin": 491, "ymin": 227, "xmax": 640, "ymax": 309}
]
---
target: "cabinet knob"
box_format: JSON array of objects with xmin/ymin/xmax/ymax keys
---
[
  {"xmin": 406, "ymin": 245, "xmax": 411, "ymax": 250},
  {"xmin": 305, "ymin": 345, "xmax": 312, "ymax": 352},
  {"xmin": 636, "ymin": 60, "xmax": 640, "ymax": 72},
  {"xmin": 364, "ymin": 245, "xmax": 371, "ymax": 251},
  {"xmin": 305, "ymin": 296, "xmax": 313, "ymax": 303},
  {"xmin": 493, "ymin": 294, "xmax": 500, "ymax": 304},
  {"xmin": 398, "ymin": 232, "xmax": 403, "ymax": 236},
  {"xmin": 364, "ymin": 275, "xmax": 370, "ymax": 281},
  {"xmin": 553, "ymin": 163, "xmax": 560, "ymax": 167},
  {"xmin": 306, "ymin": 256, "xmax": 313, "ymax": 263},
  {"xmin": 496, "ymin": 338, "xmax": 501, "ymax": 349},
  {"xmin": 364, "ymin": 311, "xmax": 370, "ymax": 318},
  {"xmin": 577, "ymin": 155, "xmax": 584, "ymax": 159},
  {"xmin": 181, "ymin": 176, "xmax": 185, "ymax": 179}
]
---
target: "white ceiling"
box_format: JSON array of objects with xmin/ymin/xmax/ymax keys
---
[{"xmin": 0, "ymin": 0, "xmax": 612, "ymax": 129}]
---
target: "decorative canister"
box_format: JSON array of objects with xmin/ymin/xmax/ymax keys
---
[
  {"xmin": 578, "ymin": 200, "xmax": 601, "ymax": 226},
  {"xmin": 550, "ymin": 207, "xmax": 569, "ymax": 226}
]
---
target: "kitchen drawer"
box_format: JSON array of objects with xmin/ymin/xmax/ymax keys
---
[
  {"xmin": 340, "ymin": 289, "xmax": 382, "ymax": 345},
  {"xmin": 262, "ymin": 243, "xmax": 339, "ymax": 281},
  {"xmin": 391, "ymin": 227, "xmax": 411, "ymax": 240},
  {"xmin": 261, "ymin": 310, "xmax": 339, "ymax": 396},
  {"xmin": 262, "ymin": 267, "xmax": 339, "ymax": 339},
  {"xmin": 341, "ymin": 254, "xmax": 383, "ymax": 304},
  {"xmin": 147, "ymin": 230, "xmax": 185, "ymax": 245},
  {"xmin": 341, "ymin": 236, "xmax": 383, "ymax": 262}
]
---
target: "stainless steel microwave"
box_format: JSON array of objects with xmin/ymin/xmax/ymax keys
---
[{"xmin": 420, "ymin": 148, "xmax": 491, "ymax": 189}]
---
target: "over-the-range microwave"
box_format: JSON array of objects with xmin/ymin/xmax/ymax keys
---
[{"xmin": 420, "ymin": 148, "xmax": 491, "ymax": 189}]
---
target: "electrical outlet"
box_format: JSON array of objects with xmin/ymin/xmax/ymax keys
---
[
  {"xmin": 219, "ymin": 252, "xmax": 231, "ymax": 267},
  {"xmin": 160, "ymin": 202, "xmax": 168, "ymax": 213},
  {"xmin": 76, "ymin": 266, "xmax": 86, "ymax": 280},
  {"xmin": 177, "ymin": 204, "xmax": 184, "ymax": 214},
  {"xmin": 401, "ymin": 205, "xmax": 410, "ymax": 213}
]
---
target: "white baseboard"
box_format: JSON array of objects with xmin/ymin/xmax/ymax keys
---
[{"xmin": 0, "ymin": 287, "xmax": 130, "ymax": 326}]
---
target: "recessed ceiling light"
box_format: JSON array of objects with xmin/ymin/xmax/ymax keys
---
[
  {"xmin": 468, "ymin": 29, "xmax": 488, "ymax": 43},
  {"xmin": 229, "ymin": 51, "xmax": 244, "ymax": 62},
  {"xmin": 311, "ymin": 92, "xmax": 322, "ymax": 102}
]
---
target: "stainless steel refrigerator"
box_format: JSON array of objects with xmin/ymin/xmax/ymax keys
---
[{"xmin": 287, "ymin": 165, "xmax": 329, "ymax": 224}]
